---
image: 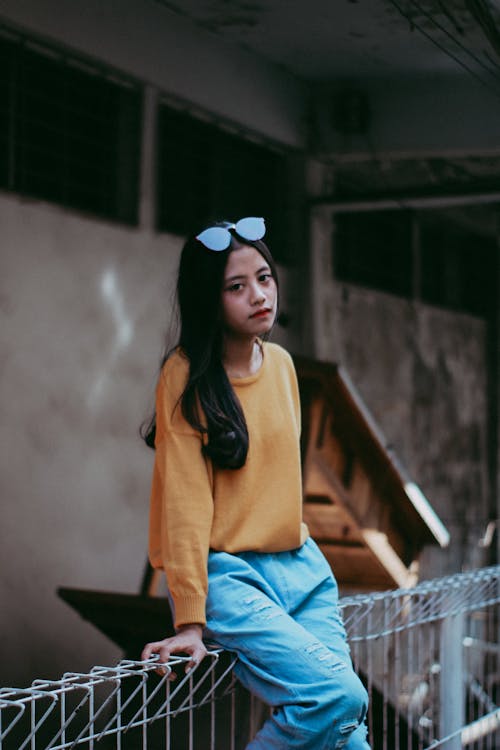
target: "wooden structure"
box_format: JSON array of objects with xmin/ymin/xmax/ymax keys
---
[
  {"xmin": 59, "ymin": 355, "xmax": 449, "ymax": 645},
  {"xmin": 296, "ymin": 355, "xmax": 449, "ymax": 592}
]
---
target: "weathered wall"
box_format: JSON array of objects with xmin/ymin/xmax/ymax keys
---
[
  {"xmin": 311, "ymin": 75, "xmax": 500, "ymax": 158},
  {"xmin": 310, "ymin": 206, "xmax": 490, "ymax": 578},
  {"xmin": 336, "ymin": 286, "xmax": 488, "ymax": 577},
  {"xmin": 0, "ymin": 192, "xmax": 298, "ymax": 687},
  {"xmin": 0, "ymin": 0, "xmax": 305, "ymax": 687},
  {"xmin": 1, "ymin": 194, "xmax": 170, "ymax": 685}
]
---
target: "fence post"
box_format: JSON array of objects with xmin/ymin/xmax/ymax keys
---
[{"xmin": 439, "ymin": 610, "xmax": 464, "ymax": 749}]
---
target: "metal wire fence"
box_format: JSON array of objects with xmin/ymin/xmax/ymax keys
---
[
  {"xmin": 342, "ymin": 565, "xmax": 500, "ymax": 749},
  {"xmin": 1, "ymin": 565, "xmax": 499, "ymax": 749}
]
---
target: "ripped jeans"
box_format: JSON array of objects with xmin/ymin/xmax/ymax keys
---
[{"xmin": 204, "ymin": 537, "xmax": 370, "ymax": 750}]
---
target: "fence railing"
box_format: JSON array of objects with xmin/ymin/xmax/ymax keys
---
[
  {"xmin": 342, "ymin": 565, "xmax": 500, "ymax": 749},
  {"xmin": 1, "ymin": 565, "xmax": 499, "ymax": 749}
]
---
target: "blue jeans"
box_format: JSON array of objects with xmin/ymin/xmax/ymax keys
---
[{"xmin": 204, "ymin": 537, "xmax": 370, "ymax": 750}]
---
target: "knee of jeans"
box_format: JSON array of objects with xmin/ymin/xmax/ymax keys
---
[
  {"xmin": 335, "ymin": 669, "xmax": 369, "ymax": 724},
  {"xmin": 291, "ymin": 670, "xmax": 367, "ymax": 735}
]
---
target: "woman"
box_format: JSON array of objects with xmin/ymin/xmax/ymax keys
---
[{"xmin": 141, "ymin": 217, "xmax": 370, "ymax": 749}]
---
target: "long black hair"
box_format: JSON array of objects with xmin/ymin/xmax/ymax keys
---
[{"xmin": 142, "ymin": 225, "xmax": 279, "ymax": 469}]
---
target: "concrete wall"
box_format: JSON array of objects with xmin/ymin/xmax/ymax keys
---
[
  {"xmin": 310, "ymin": 206, "xmax": 490, "ymax": 578},
  {"xmin": 1, "ymin": 195, "xmax": 168, "ymax": 685},
  {"xmin": 0, "ymin": 191, "xmax": 298, "ymax": 687},
  {"xmin": 0, "ymin": 0, "xmax": 306, "ymax": 686},
  {"xmin": 336, "ymin": 286, "xmax": 488, "ymax": 577},
  {"xmin": 311, "ymin": 76, "xmax": 500, "ymax": 159}
]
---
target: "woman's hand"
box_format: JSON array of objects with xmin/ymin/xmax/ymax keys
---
[{"xmin": 141, "ymin": 624, "xmax": 208, "ymax": 675}]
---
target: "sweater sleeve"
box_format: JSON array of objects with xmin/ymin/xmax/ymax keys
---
[{"xmin": 148, "ymin": 357, "xmax": 214, "ymax": 629}]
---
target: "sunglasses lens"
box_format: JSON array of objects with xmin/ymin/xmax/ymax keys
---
[
  {"xmin": 195, "ymin": 227, "xmax": 231, "ymax": 251},
  {"xmin": 235, "ymin": 217, "xmax": 265, "ymax": 241},
  {"xmin": 196, "ymin": 217, "xmax": 265, "ymax": 251}
]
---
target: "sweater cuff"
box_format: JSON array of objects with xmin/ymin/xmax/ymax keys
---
[{"xmin": 173, "ymin": 594, "xmax": 207, "ymax": 629}]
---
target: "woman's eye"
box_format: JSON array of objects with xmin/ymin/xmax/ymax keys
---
[
  {"xmin": 259, "ymin": 274, "xmax": 272, "ymax": 283},
  {"xmin": 227, "ymin": 283, "xmax": 243, "ymax": 292}
]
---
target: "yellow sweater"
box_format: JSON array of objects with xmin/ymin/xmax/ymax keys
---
[{"xmin": 148, "ymin": 341, "xmax": 309, "ymax": 628}]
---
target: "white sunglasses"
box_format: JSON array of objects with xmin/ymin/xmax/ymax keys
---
[{"xmin": 195, "ymin": 217, "xmax": 266, "ymax": 251}]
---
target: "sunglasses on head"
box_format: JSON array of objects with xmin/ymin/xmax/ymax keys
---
[{"xmin": 195, "ymin": 217, "xmax": 266, "ymax": 252}]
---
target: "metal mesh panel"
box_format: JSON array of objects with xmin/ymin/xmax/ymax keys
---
[
  {"xmin": 342, "ymin": 566, "xmax": 500, "ymax": 749},
  {"xmin": 1, "ymin": 566, "xmax": 499, "ymax": 749}
]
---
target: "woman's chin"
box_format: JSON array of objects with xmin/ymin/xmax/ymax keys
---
[{"xmin": 252, "ymin": 320, "xmax": 274, "ymax": 336}]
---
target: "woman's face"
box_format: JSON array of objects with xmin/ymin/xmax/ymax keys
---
[{"xmin": 221, "ymin": 245, "xmax": 277, "ymax": 339}]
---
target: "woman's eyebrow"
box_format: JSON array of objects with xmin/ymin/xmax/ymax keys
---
[{"xmin": 225, "ymin": 265, "xmax": 270, "ymax": 283}]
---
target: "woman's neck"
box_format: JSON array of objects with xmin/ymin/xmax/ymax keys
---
[{"xmin": 223, "ymin": 336, "xmax": 262, "ymax": 379}]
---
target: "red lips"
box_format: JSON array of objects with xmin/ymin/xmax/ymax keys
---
[{"xmin": 250, "ymin": 309, "xmax": 272, "ymax": 319}]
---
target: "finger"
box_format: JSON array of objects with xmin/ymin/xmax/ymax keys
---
[
  {"xmin": 155, "ymin": 665, "xmax": 175, "ymax": 678},
  {"xmin": 154, "ymin": 649, "xmax": 174, "ymax": 679},
  {"xmin": 141, "ymin": 642, "xmax": 159, "ymax": 661},
  {"xmin": 185, "ymin": 646, "xmax": 207, "ymax": 673},
  {"xmin": 157, "ymin": 645, "xmax": 174, "ymax": 664}
]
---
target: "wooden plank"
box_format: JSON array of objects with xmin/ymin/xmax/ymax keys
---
[
  {"xmin": 303, "ymin": 454, "xmax": 355, "ymax": 510},
  {"xmin": 295, "ymin": 355, "xmax": 448, "ymax": 548},
  {"xmin": 303, "ymin": 503, "xmax": 364, "ymax": 544},
  {"xmin": 303, "ymin": 453, "xmax": 415, "ymax": 586},
  {"xmin": 361, "ymin": 530, "xmax": 418, "ymax": 589},
  {"xmin": 307, "ymin": 453, "xmax": 411, "ymax": 565},
  {"xmin": 319, "ymin": 543, "xmax": 397, "ymax": 588}
]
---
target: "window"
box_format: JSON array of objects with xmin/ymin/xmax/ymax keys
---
[
  {"xmin": 156, "ymin": 104, "xmax": 289, "ymax": 261},
  {"xmin": 0, "ymin": 30, "xmax": 142, "ymax": 224},
  {"xmin": 420, "ymin": 216, "xmax": 496, "ymax": 318},
  {"xmin": 333, "ymin": 210, "xmax": 413, "ymax": 298},
  {"xmin": 333, "ymin": 208, "xmax": 495, "ymax": 318}
]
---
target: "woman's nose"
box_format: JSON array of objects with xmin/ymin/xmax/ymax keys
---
[{"xmin": 251, "ymin": 286, "xmax": 266, "ymax": 304}]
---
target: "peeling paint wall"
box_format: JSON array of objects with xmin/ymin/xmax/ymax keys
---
[{"xmin": 310, "ymin": 205, "xmax": 490, "ymax": 579}]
